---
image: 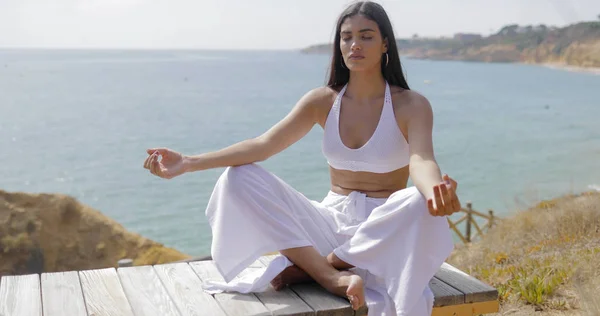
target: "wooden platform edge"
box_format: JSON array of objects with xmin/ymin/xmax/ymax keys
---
[
  {"xmin": 437, "ymin": 263, "xmax": 499, "ymax": 304},
  {"xmin": 432, "ymin": 300, "xmax": 500, "ymax": 316}
]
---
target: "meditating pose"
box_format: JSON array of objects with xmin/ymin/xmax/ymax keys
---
[{"xmin": 143, "ymin": 1, "xmax": 461, "ymax": 315}]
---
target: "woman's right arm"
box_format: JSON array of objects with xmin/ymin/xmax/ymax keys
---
[{"xmin": 183, "ymin": 87, "xmax": 326, "ymax": 172}]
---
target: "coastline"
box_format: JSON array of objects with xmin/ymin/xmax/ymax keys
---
[
  {"xmin": 539, "ymin": 62, "xmax": 600, "ymax": 75},
  {"xmin": 305, "ymin": 48, "xmax": 600, "ymax": 75},
  {"xmin": 400, "ymin": 53, "xmax": 600, "ymax": 75}
]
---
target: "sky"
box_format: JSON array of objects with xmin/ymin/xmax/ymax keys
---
[{"xmin": 1, "ymin": 0, "xmax": 599, "ymax": 50}]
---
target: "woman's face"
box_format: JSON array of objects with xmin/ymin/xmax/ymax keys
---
[{"xmin": 339, "ymin": 15, "xmax": 388, "ymax": 72}]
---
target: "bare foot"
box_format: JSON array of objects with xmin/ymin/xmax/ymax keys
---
[
  {"xmin": 328, "ymin": 271, "xmax": 365, "ymax": 310},
  {"xmin": 270, "ymin": 265, "xmax": 313, "ymax": 291}
]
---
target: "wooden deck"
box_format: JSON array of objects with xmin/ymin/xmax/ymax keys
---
[{"xmin": 0, "ymin": 256, "xmax": 499, "ymax": 316}]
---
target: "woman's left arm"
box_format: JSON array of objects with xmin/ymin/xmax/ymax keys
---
[{"xmin": 404, "ymin": 93, "xmax": 461, "ymax": 216}]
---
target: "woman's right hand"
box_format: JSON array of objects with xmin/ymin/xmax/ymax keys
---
[{"xmin": 143, "ymin": 148, "xmax": 187, "ymax": 179}]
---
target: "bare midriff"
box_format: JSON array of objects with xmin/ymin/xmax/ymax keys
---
[{"xmin": 328, "ymin": 165, "xmax": 410, "ymax": 198}]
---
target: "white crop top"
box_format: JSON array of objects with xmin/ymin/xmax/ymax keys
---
[{"xmin": 321, "ymin": 82, "xmax": 410, "ymax": 173}]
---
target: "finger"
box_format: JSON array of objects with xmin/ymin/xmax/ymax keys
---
[
  {"xmin": 147, "ymin": 148, "xmax": 168, "ymax": 156},
  {"xmin": 150, "ymin": 154, "xmax": 159, "ymax": 175},
  {"xmin": 440, "ymin": 184, "xmax": 453, "ymax": 215},
  {"xmin": 451, "ymin": 194, "xmax": 461, "ymax": 213},
  {"xmin": 427, "ymin": 198, "xmax": 436, "ymax": 216},
  {"xmin": 143, "ymin": 154, "xmax": 151, "ymax": 169},
  {"xmin": 154, "ymin": 155, "xmax": 163, "ymax": 177},
  {"xmin": 144, "ymin": 154, "xmax": 154, "ymax": 169},
  {"xmin": 434, "ymin": 185, "xmax": 444, "ymax": 216},
  {"xmin": 147, "ymin": 152, "xmax": 158, "ymax": 171},
  {"xmin": 148, "ymin": 154, "xmax": 155, "ymax": 174},
  {"xmin": 155, "ymin": 154, "xmax": 166, "ymax": 178},
  {"xmin": 442, "ymin": 174, "xmax": 451, "ymax": 189},
  {"xmin": 444, "ymin": 174, "xmax": 458, "ymax": 190}
]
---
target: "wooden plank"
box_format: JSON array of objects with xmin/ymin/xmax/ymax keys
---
[
  {"xmin": 432, "ymin": 300, "xmax": 499, "ymax": 316},
  {"xmin": 190, "ymin": 260, "xmax": 271, "ymax": 316},
  {"xmin": 429, "ymin": 276, "xmax": 465, "ymax": 307},
  {"xmin": 118, "ymin": 265, "xmax": 181, "ymax": 316},
  {"xmin": 431, "ymin": 304, "xmax": 472, "ymax": 316},
  {"xmin": 290, "ymin": 283, "xmax": 353, "ymax": 316},
  {"xmin": 154, "ymin": 263, "xmax": 226, "ymax": 316},
  {"xmin": 41, "ymin": 271, "xmax": 87, "ymax": 316},
  {"xmin": 255, "ymin": 256, "xmax": 315, "ymax": 316},
  {"xmin": 260, "ymin": 255, "xmax": 464, "ymax": 313},
  {"xmin": 288, "ymin": 275, "xmax": 464, "ymax": 316},
  {"xmin": 470, "ymin": 300, "xmax": 500, "ymax": 314},
  {"xmin": 435, "ymin": 263, "xmax": 498, "ymax": 303},
  {"xmin": 80, "ymin": 268, "xmax": 135, "ymax": 316},
  {"xmin": 0, "ymin": 274, "xmax": 42, "ymax": 316},
  {"xmin": 261, "ymin": 255, "xmax": 351, "ymax": 315}
]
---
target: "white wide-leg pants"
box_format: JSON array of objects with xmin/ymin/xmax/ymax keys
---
[{"xmin": 201, "ymin": 163, "xmax": 454, "ymax": 316}]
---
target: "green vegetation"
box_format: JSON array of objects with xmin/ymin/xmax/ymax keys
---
[{"xmin": 448, "ymin": 191, "xmax": 600, "ymax": 314}]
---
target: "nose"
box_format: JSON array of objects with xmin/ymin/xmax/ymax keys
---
[{"xmin": 351, "ymin": 40, "xmax": 361, "ymax": 51}]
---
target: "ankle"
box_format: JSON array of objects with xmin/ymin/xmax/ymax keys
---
[
  {"xmin": 322, "ymin": 271, "xmax": 346, "ymax": 293},
  {"xmin": 326, "ymin": 252, "xmax": 353, "ymax": 270},
  {"xmin": 325, "ymin": 253, "xmax": 333, "ymax": 266}
]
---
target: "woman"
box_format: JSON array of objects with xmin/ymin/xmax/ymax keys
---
[{"xmin": 143, "ymin": 1, "xmax": 460, "ymax": 315}]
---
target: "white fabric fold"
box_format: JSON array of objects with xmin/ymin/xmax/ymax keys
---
[
  {"xmin": 202, "ymin": 255, "xmax": 293, "ymax": 294},
  {"xmin": 203, "ymin": 163, "xmax": 454, "ymax": 316}
]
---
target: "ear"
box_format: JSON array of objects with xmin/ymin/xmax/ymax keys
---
[{"xmin": 382, "ymin": 37, "xmax": 389, "ymax": 53}]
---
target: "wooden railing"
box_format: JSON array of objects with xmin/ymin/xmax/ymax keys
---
[{"xmin": 447, "ymin": 202, "xmax": 498, "ymax": 244}]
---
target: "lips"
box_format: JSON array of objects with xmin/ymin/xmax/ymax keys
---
[{"xmin": 349, "ymin": 55, "xmax": 365, "ymax": 60}]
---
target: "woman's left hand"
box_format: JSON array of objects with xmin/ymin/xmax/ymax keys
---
[{"xmin": 427, "ymin": 174, "xmax": 461, "ymax": 216}]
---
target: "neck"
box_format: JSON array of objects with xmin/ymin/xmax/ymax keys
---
[{"xmin": 346, "ymin": 68, "xmax": 386, "ymax": 100}]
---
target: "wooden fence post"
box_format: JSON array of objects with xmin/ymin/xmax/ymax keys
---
[
  {"xmin": 466, "ymin": 202, "xmax": 473, "ymax": 243},
  {"xmin": 488, "ymin": 210, "xmax": 495, "ymax": 228}
]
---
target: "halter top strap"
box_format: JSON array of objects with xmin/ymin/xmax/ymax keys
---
[{"xmin": 322, "ymin": 81, "xmax": 410, "ymax": 173}]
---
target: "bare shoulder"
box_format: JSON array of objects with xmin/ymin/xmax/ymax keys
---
[
  {"xmin": 299, "ymin": 86, "xmax": 337, "ymax": 106},
  {"xmin": 390, "ymin": 86, "xmax": 433, "ymax": 119},
  {"xmin": 297, "ymin": 86, "xmax": 339, "ymax": 126},
  {"xmin": 299, "ymin": 86, "xmax": 335, "ymax": 106}
]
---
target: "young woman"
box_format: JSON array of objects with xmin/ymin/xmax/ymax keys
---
[{"xmin": 143, "ymin": 1, "xmax": 461, "ymax": 315}]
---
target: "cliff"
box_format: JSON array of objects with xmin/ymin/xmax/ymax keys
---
[
  {"xmin": 447, "ymin": 191, "xmax": 600, "ymax": 315},
  {"xmin": 0, "ymin": 189, "xmax": 190, "ymax": 277},
  {"xmin": 302, "ymin": 20, "xmax": 600, "ymax": 68}
]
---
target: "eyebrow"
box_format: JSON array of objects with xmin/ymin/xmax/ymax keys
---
[{"xmin": 341, "ymin": 28, "xmax": 376, "ymax": 34}]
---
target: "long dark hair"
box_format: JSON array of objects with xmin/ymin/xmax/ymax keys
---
[{"xmin": 327, "ymin": 1, "xmax": 410, "ymax": 90}]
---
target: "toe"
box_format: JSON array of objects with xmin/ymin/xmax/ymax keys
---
[
  {"xmin": 349, "ymin": 295, "xmax": 358, "ymax": 310},
  {"xmin": 272, "ymin": 279, "xmax": 286, "ymax": 291},
  {"xmin": 270, "ymin": 279, "xmax": 280, "ymax": 289}
]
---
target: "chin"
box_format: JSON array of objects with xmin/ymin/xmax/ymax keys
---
[
  {"xmin": 346, "ymin": 58, "xmax": 379, "ymax": 72},
  {"xmin": 347, "ymin": 63, "xmax": 377, "ymax": 72}
]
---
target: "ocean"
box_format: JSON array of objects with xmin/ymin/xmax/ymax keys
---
[{"xmin": 1, "ymin": 49, "xmax": 599, "ymax": 256}]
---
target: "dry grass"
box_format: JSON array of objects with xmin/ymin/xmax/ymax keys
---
[
  {"xmin": 447, "ymin": 191, "xmax": 600, "ymax": 315},
  {"xmin": 0, "ymin": 189, "xmax": 190, "ymax": 276}
]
